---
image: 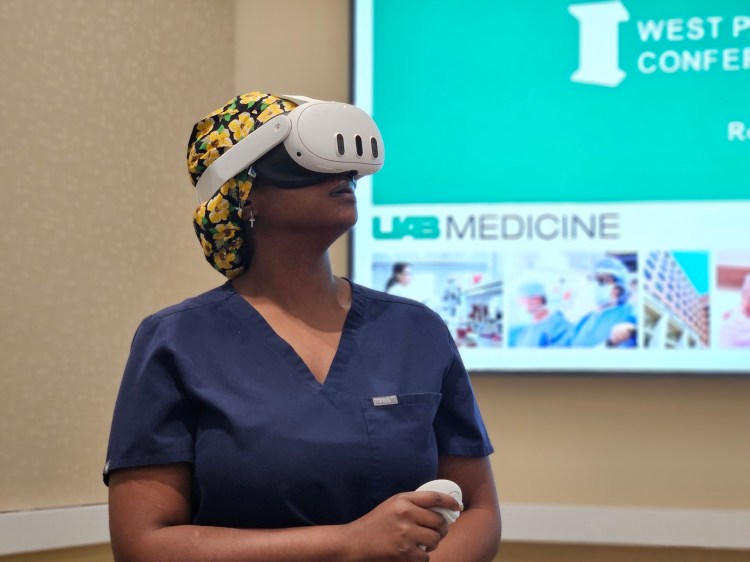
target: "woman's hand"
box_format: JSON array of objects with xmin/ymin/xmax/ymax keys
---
[{"xmin": 342, "ymin": 491, "xmax": 461, "ymax": 561}]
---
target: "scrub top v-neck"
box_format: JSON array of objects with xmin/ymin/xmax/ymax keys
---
[
  {"xmin": 105, "ymin": 281, "xmax": 493, "ymax": 529},
  {"xmin": 236, "ymin": 281, "xmax": 362, "ymax": 391}
]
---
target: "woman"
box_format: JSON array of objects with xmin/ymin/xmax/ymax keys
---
[
  {"xmin": 385, "ymin": 262, "xmax": 413, "ymax": 296},
  {"xmin": 105, "ymin": 93, "xmax": 500, "ymax": 562}
]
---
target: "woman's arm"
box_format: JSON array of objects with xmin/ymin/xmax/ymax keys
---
[
  {"xmin": 429, "ymin": 455, "xmax": 501, "ymax": 562},
  {"xmin": 108, "ymin": 464, "xmax": 459, "ymax": 562}
]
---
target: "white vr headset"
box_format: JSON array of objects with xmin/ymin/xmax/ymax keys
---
[{"xmin": 195, "ymin": 95, "xmax": 385, "ymax": 203}]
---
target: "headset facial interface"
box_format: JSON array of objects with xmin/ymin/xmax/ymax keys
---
[{"xmin": 195, "ymin": 96, "xmax": 384, "ymax": 202}]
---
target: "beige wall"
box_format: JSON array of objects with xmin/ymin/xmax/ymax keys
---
[
  {"xmin": 1, "ymin": 1, "xmax": 748, "ymax": 561},
  {"xmin": 474, "ymin": 375, "xmax": 750, "ymax": 508},
  {"xmin": 0, "ymin": 545, "xmax": 113, "ymax": 562},
  {"xmin": 0, "ymin": 0, "xmax": 235, "ymax": 511}
]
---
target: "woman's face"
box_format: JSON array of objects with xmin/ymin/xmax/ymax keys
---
[
  {"xmin": 397, "ymin": 266, "xmax": 412, "ymax": 285},
  {"xmin": 248, "ymin": 173, "xmax": 358, "ymax": 237},
  {"xmin": 594, "ymin": 274, "xmax": 619, "ymax": 307},
  {"xmin": 520, "ymin": 295, "xmax": 545, "ymax": 314}
]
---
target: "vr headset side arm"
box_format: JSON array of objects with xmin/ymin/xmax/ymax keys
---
[{"xmin": 195, "ymin": 116, "xmax": 293, "ymax": 204}]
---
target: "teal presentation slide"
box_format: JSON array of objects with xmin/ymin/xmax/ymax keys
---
[
  {"xmin": 369, "ymin": 0, "xmax": 750, "ymax": 204},
  {"xmin": 353, "ymin": 0, "xmax": 750, "ymax": 373}
]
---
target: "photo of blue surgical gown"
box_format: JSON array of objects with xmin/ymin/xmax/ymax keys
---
[
  {"xmin": 508, "ymin": 311, "xmax": 570, "ymax": 347},
  {"xmin": 563, "ymin": 303, "xmax": 637, "ymax": 348}
]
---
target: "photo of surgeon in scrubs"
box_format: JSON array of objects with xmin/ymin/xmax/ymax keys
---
[
  {"xmin": 718, "ymin": 274, "xmax": 750, "ymax": 348},
  {"xmin": 507, "ymin": 281, "xmax": 570, "ymax": 347},
  {"xmin": 561, "ymin": 256, "xmax": 638, "ymax": 348},
  {"xmin": 384, "ymin": 261, "xmax": 421, "ymax": 300}
]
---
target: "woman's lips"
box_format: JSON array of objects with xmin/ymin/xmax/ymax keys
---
[{"xmin": 329, "ymin": 179, "xmax": 356, "ymax": 197}]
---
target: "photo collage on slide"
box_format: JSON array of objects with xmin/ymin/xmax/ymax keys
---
[{"xmin": 371, "ymin": 250, "xmax": 750, "ymax": 350}]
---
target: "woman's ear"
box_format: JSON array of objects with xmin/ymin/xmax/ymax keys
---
[{"xmin": 244, "ymin": 181, "xmax": 267, "ymax": 217}]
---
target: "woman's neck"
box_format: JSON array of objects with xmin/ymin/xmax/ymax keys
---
[{"xmin": 231, "ymin": 235, "xmax": 347, "ymax": 312}]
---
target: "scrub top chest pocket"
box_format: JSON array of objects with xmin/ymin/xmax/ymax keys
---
[{"xmin": 361, "ymin": 392, "xmax": 442, "ymax": 502}]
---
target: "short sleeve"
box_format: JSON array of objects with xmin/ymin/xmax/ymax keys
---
[
  {"xmin": 433, "ymin": 334, "xmax": 494, "ymax": 457},
  {"xmin": 103, "ymin": 315, "xmax": 196, "ymax": 484}
]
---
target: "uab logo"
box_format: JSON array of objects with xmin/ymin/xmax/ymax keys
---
[
  {"xmin": 373, "ymin": 216, "xmax": 440, "ymax": 239},
  {"xmin": 569, "ymin": 0, "xmax": 630, "ymax": 87}
]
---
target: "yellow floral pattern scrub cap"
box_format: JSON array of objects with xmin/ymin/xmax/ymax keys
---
[{"xmin": 187, "ymin": 92, "xmax": 297, "ymax": 279}]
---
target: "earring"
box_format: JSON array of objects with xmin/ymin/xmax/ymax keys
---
[{"xmin": 247, "ymin": 206, "xmax": 255, "ymax": 228}]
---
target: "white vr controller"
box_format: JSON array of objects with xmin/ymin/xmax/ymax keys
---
[{"xmin": 415, "ymin": 479, "xmax": 463, "ymax": 550}]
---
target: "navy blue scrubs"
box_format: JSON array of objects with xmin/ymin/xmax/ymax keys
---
[{"xmin": 104, "ymin": 281, "xmax": 493, "ymax": 529}]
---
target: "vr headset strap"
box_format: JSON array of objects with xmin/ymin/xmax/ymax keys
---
[{"xmin": 195, "ymin": 115, "xmax": 292, "ymax": 203}]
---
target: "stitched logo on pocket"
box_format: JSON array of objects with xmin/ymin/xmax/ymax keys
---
[{"xmin": 372, "ymin": 395, "xmax": 399, "ymax": 406}]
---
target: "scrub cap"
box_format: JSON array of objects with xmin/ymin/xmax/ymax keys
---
[
  {"xmin": 594, "ymin": 256, "xmax": 628, "ymax": 284},
  {"xmin": 187, "ymin": 92, "xmax": 297, "ymax": 279},
  {"xmin": 518, "ymin": 281, "xmax": 546, "ymax": 298}
]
